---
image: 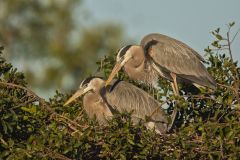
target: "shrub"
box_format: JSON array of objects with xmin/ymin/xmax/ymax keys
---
[{"xmin": 0, "ymin": 23, "xmax": 240, "ymax": 159}]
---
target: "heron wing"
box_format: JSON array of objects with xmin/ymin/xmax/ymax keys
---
[
  {"xmin": 140, "ymin": 33, "xmax": 216, "ymax": 89},
  {"xmin": 104, "ymin": 80, "xmax": 168, "ymax": 124}
]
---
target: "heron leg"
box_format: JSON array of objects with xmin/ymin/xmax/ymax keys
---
[
  {"xmin": 170, "ymin": 82, "xmax": 177, "ymax": 95},
  {"xmin": 170, "ymin": 72, "xmax": 179, "ymax": 96}
]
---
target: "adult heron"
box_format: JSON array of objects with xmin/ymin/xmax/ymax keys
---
[
  {"xmin": 64, "ymin": 77, "xmax": 168, "ymax": 134},
  {"xmin": 105, "ymin": 33, "xmax": 216, "ymax": 95}
]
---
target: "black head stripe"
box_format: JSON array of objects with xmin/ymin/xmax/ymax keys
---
[
  {"xmin": 117, "ymin": 45, "xmax": 132, "ymax": 58},
  {"xmin": 80, "ymin": 76, "xmax": 103, "ymax": 87}
]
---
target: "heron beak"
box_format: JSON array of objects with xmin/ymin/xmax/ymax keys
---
[
  {"xmin": 64, "ymin": 86, "xmax": 91, "ymax": 106},
  {"xmin": 105, "ymin": 61, "xmax": 122, "ymax": 86},
  {"xmin": 105, "ymin": 54, "xmax": 132, "ymax": 86}
]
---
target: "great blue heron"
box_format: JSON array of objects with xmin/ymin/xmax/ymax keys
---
[
  {"xmin": 64, "ymin": 77, "xmax": 168, "ymax": 134},
  {"xmin": 105, "ymin": 33, "xmax": 216, "ymax": 95}
]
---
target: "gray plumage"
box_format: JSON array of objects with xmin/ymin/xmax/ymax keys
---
[
  {"xmin": 104, "ymin": 79, "xmax": 168, "ymax": 133},
  {"xmin": 64, "ymin": 77, "xmax": 168, "ymax": 134},
  {"xmin": 105, "ymin": 33, "xmax": 216, "ymax": 91},
  {"xmin": 83, "ymin": 90, "xmax": 113, "ymax": 125},
  {"xmin": 140, "ymin": 33, "xmax": 216, "ymax": 89}
]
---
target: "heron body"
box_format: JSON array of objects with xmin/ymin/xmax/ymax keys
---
[
  {"xmin": 65, "ymin": 77, "xmax": 113, "ymax": 124},
  {"xmin": 104, "ymin": 79, "xmax": 168, "ymax": 133},
  {"xmin": 64, "ymin": 77, "xmax": 168, "ymax": 134},
  {"xmin": 105, "ymin": 33, "xmax": 216, "ymax": 93}
]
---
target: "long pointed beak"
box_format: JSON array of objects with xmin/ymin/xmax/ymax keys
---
[
  {"xmin": 105, "ymin": 54, "xmax": 132, "ymax": 86},
  {"xmin": 64, "ymin": 86, "xmax": 91, "ymax": 106},
  {"xmin": 105, "ymin": 61, "xmax": 122, "ymax": 86}
]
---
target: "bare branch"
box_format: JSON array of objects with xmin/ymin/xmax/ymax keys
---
[
  {"xmin": 226, "ymin": 30, "xmax": 233, "ymax": 61},
  {"xmin": 230, "ymin": 28, "xmax": 240, "ymax": 44}
]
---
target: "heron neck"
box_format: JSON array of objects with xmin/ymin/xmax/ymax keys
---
[{"xmin": 125, "ymin": 61, "xmax": 158, "ymax": 86}]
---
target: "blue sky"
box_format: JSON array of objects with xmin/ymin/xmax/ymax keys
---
[{"xmin": 82, "ymin": 0, "xmax": 240, "ymax": 61}]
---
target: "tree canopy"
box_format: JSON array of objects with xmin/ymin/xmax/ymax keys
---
[{"xmin": 0, "ymin": 22, "xmax": 240, "ymax": 159}]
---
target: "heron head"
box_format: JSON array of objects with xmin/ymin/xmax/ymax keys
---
[
  {"xmin": 64, "ymin": 77, "xmax": 104, "ymax": 106},
  {"xmin": 105, "ymin": 45, "xmax": 144, "ymax": 86}
]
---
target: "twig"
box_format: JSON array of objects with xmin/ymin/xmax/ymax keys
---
[
  {"xmin": 56, "ymin": 114, "xmax": 87, "ymax": 129},
  {"xmin": 0, "ymin": 137, "xmax": 8, "ymax": 146},
  {"xmin": 217, "ymin": 83, "xmax": 235, "ymax": 91},
  {"xmin": 39, "ymin": 148, "xmax": 72, "ymax": 160},
  {"xmin": 186, "ymin": 94, "xmax": 215, "ymax": 101},
  {"xmin": 74, "ymin": 109, "xmax": 84, "ymax": 122},
  {"xmin": 210, "ymin": 47, "xmax": 229, "ymax": 51},
  {"xmin": 226, "ymin": 29, "xmax": 233, "ymax": 61},
  {"xmin": 19, "ymin": 96, "xmax": 37, "ymax": 107},
  {"xmin": 225, "ymin": 27, "xmax": 240, "ymax": 104},
  {"xmin": 230, "ymin": 28, "xmax": 240, "ymax": 44}
]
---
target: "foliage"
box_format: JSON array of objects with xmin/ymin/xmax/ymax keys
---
[{"xmin": 0, "ymin": 23, "xmax": 240, "ymax": 159}]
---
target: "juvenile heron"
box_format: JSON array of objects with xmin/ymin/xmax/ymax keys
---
[
  {"xmin": 105, "ymin": 33, "xmax": 216, "ymax": 95},
  {"xmin": 64, "ymin": 77, "xmax": 168, "ymax": 134}
]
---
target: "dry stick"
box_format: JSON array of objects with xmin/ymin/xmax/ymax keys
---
[
  {"xmin": 186, "ymin": 94, "xmax": 215, "ymax": 101},
  {"xmin": 0, "ymin": 137, "xmax": 8, "ymax": 146},
  {"xmin": 19, "ymin": 96, "xmax": 38, "ymax": 107},
  {"xmin": 74, "ymin": 109, "xmax": 84, "ymax": 122},
  {"xmin": 38, "ymin": 148, "xmax": 72, "ymax": 160},
  {"xmin": 226, "ymin": 30, "xmax": 233, "ymax": 61},
  {"xmin": 226, "ymin": 29, "xmax": 240, "ymax": 104},
  {"xmin": 217, "ymin": 83, "xmax": 237, "ymax": 92},
  {"xmin": 230, "ymin": 28, "xmax": 240, "ymax": 44},
  {"xmin": 210, "ymin": 47, "xmax": 229, "ymax": 51},
  {"xmin": 56, "ymin": 114, "xmax": 87, "ymax": 129}
]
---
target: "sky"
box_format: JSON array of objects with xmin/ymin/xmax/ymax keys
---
[{"xmin": 81, "ymin": 0, "xmax": 240, "ymax": 61}]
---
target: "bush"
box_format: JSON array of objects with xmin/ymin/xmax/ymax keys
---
[{"xmin": 0, "ymin": 23, "xmax": 240, "ymax": 159}]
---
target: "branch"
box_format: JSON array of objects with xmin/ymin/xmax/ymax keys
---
[
  {"xmin": 0, "ymin": 81, "xmax": 87, "ymax": 133},
  {"xmin": 0, "ymin": 137, "xmax": 8, "ymax": 146},
  {"xmin": 0, "ymin": 81, "xmax": 54, "ymax": 113},
  {"xmin": 226, "ymin": 29, "xmax": 233, "ymax": 61},
  {"xmin": 230, "ymin": 28, "xmax": 240, "ymax": 44},
  {"xmin": 225, "ymin": 26, "xmax": 240, "ymax": 104},
  {"xmin": 38, "ymin": 148, "xmax": 72, "ymax": 160},
  {"xmin": 53, "ymin": 113, "xmax": 88, "ymax": 130}
]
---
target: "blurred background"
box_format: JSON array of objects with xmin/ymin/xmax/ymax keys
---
[{"xmin": 0, "ymin": 0, "xmax": 239, "ymax": 98}]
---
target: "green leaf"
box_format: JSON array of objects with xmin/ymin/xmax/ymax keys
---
[
  {"xmin": 216, "ymin": 34, "xmax": 223, "ymax": 40},
  {"xmin": 229, "ymin": 22, "xmax": 235, "ymax": 27}
]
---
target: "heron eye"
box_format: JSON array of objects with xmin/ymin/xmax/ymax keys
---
[{"xmin": 80, "ymin": 83, "xmax": 87, "ymax": 88}]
